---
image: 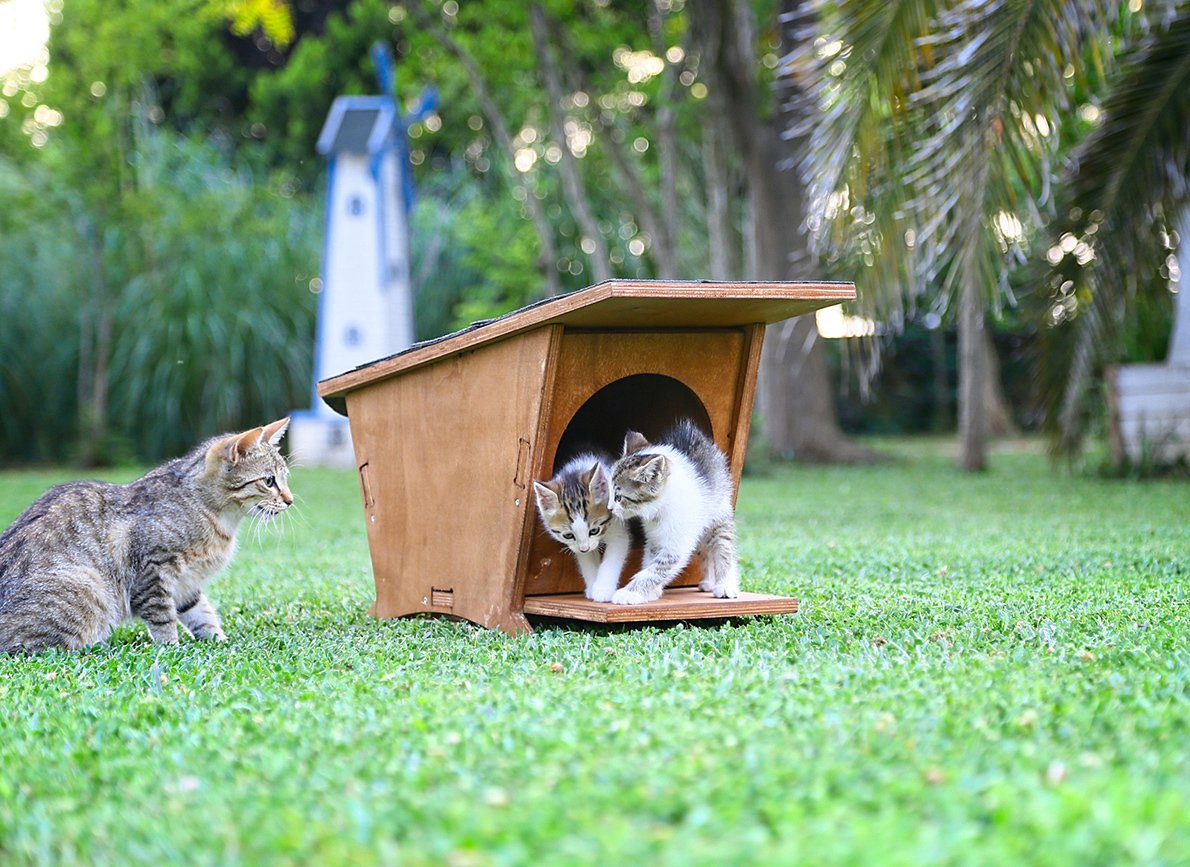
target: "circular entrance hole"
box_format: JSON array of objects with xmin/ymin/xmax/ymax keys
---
[{"xmin": 552, "ymin": 374, "xmax": 713, "ymax": 471}]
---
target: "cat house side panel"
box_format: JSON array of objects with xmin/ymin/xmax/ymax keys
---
[{"xmin": 345, "ymin": 326, "xmax": 560, "ymax": 634}]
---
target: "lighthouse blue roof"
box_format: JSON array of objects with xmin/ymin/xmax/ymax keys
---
[{"xmin": 317, "ymin": 96, "xmax": 397, "ymax": 156}]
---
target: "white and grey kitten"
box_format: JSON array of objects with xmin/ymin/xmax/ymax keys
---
[
  {"xmin": 533, "ymin": 453, "xmax": 631, "ymax": 602},
  {"xmin": 608, "ymin": 419, "xmax": 739, "ymax": 605}
]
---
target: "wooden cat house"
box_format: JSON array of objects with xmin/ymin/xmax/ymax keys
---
[{"xmin": 318, "ymin": 279, "xmax": 855, "ymax": 634}]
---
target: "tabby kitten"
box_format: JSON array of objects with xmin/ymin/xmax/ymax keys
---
[
  {"xmin": 533, "ymin": 452, "xmax": 631, "ymax": 602},
  {"xmin": 0, "ymin": 418, "xmax": 292, "ymax": 653},
  {"xmin": 609, "ymin": 419, "xmax": 739, "ymax": 605}
]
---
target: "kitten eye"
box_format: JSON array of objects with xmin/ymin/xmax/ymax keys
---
[
  {"xmin": 561, "ymin": 532, "xmax": 575, "ymax": 540},
  {"xmin": 263, "ymin": 475, "xmax": 276, "ymax": 488},
  {"xmin": 588, "ymin": 527, "xmax": 600, "ymax": 536}
]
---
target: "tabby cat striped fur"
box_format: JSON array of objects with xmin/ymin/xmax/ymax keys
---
[{"xmin": 0, "ymin": 418, "xmax": 292, "ymax": 653}]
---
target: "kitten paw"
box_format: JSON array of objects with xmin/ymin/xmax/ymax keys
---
[
  {"xmin": 611, "ymin": 586, "xmax": 661, "ymax": 605},
  {"xmin": 711, "ymin": 583, "xmax": 740, "ymax": 599},
  {"xmin": 698, "ymin": 578, "xmax": 716, "ymax": 593},
  {"xmin": 587, "ymin": 584, "xmax": 618, "ymax": 603}
]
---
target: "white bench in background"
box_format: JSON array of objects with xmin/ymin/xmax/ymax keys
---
[{"xmin": 1108, "ymin": 213, "xmax": 1190, "ymax": 465}]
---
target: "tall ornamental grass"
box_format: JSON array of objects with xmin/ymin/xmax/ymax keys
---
[{"xmin": 0, "ymin": 132, "xmax": 320, "ymax": 464}]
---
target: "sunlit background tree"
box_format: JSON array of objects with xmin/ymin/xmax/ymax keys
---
[{"xmin": 0, "ymin": 0, "xmax": 1184, "ymax": 469}]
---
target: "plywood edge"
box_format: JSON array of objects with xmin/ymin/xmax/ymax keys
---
[
  {"xmin": 728, "ymin": 323, "xmax": 765, "ymax": 496},
  {"xmin": 603, "ymin": 280, "xmax": 853, "ymax": 300},
  {"xmin": 318, "ymin": 280, "xmax": 855, "ymax": 401},
  {"xmin": 522, "ymin": 587, "xmax": 799, "ymax": 623}
]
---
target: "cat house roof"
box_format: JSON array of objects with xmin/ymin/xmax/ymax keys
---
[{"xmin": 317, "ymin": 279, "xmax": 855, "ymax": 414}]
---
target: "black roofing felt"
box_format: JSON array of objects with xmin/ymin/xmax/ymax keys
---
[{"xmin": 347, "ymin": 285, "xmax": 571, "ymax": 373}]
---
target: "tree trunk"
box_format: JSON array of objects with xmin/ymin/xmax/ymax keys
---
[
  {"xmin": 529, "ymin": 3, "xmax": 612, "ymax": 284},
  {"xmin": 550, "ymin": 21, "xmax": 678, "ymax": 281},
  {"xmin": 929, "ymin": 323, "xmax": 949, "ymax": 432},
  {"xmin": 648, "ymin": 0, "xmax": 681, "ymax": 278},
  {"xmin": 412, "ymin": 1, "xmax": 561, "ymax": 297},
  {"xmin": 689, "ymin": 0, "xmax": 882, "ymax": 463},
  {"xmin": 702, "ymin": 119, "xmax": 737, "ymax": 280},
  {"xmin": 1167, "ymin": 207, "xmax": 1190, "ymax": 365},
  {"xmin": 77, "ymin": 216, "xmax": 111, "ymax": 467},
  {"xmin": 958, "ymin": 278, "xmax": 988, "ymax": 471},
  {"xmin": 980, "ymin": 326, "xmax": 1018, "ymax": 438}
]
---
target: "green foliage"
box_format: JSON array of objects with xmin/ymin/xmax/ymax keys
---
[
  {"xmin": 0, "ymin": 441, "xmax": 1186, "ymax": 862},
  {"xmin": 0, "ymin": 164, "xmax": 82, "ymax": 462},
  {"xmin": 245, "ymin": 0, "xmax": 398, "ymax": 180},
  {"xmin": 209, "ymin": 0, "xmax": 297, "ymax": 47},
  {"xmin": 105, "ymin": 133, "xmax": 320, "ymax": 460},
  {"xmin": 0, "ymin": 0, "xmax": 322, "ymax": 464},
  {"xmin": 411, "ymin": 167, "xmax": 558, "ymax": 336},
  {"xmin": 0, "ymin": 129, "xmax": 319, "ymax": 464},
  {"xmin": 0, "ymin": 0, "xmax": 746, "ymax": 460}
]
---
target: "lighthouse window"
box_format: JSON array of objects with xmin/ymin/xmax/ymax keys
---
[
  {"xmin": 345, "ymin": 326, "xmax": 362, "ymax": 346},
  {"xmin": 348, "ymin": 196, "xmax": 364, "ymax": 216}
]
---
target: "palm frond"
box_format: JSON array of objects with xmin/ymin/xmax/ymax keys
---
[
  {"xmin": 906, "ymin": 0, "xmax": 1115, "ymax": 303},
  {"xmin": 782, "ymin": 0, "xmax": 939, "ymax": 317},
  {"xmin": 789, "ymin": 0, "xmax": 1119, "ymax": 328}
]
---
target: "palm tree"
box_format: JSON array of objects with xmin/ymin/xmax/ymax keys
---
[
  {"xmin": 1041, "ymin": 6, "xmax": 1190, "ymax": 455},
  {"xmin": 785, "ymin": 0, "xmax": 1143, "ymax": 470}
]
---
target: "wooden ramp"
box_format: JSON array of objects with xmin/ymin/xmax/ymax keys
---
[{"xmin": 523, "ymin": 586, "xmax": 798, "ymax": 624}]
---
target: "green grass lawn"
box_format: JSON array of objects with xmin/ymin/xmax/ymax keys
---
[{"xmin": 0, "ymin": 439, "xmax": 1186, "ymax": 865}]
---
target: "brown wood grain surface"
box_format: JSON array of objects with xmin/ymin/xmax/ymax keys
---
[
  {"xmin": 347, "ymin": 327, "xmax": 557, "ymax": 635},
  {"xmin": 329, "ymin": 280, "xmax": 847, "ymax": 632},
  {"xmin": 522, "ymin": 586, "xmax": 798, "ymax": 622}
]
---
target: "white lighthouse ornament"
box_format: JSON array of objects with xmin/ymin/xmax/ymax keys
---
[{"xmin": 289, "ymin": 44, "xmax": 435, "ymax": 467}]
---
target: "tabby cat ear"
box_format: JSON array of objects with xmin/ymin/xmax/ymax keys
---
[
  {"xmin": 532, "ymin": 480, "xmax": 559, "ymax": 511},
  {"xmin": 206, "ymin": 427, "xmax": 261, "ymax": 466},
  {"xmin": 262, "ymin": 417, "xmax": 290, "ymax": 446},
  {"xmin": 230, "ymin": 427, "xmax": 265, "ymax": 462},
  {"xmin": 623, "ymin": 431, "xmax": 650, "ymax": 455}
]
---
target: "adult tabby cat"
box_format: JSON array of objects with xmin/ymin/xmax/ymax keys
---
[
  {"xmin": 609, "ymin": 419, "xmax": 739, "ymax": 605},
  {"xmin": 0, "ymin": 418, "xmax": 292, "ymax": 653},
  {"xmin": 533, "ymin": 451, "xmax": 631, "ymax": 602}
]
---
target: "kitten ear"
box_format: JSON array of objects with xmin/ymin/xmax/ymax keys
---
[
  {"xmin": 623, "ymin": 430, "xmax": 650, "ymax": 455},
  {"xmin": 587, "ymin": 463, "xmax": 609, "ymax": 504},
  {"xmin": 634, "ymin": 453, "xmax": 669, "ymax": 484},
  {"xmin": 262, "ymin": 417, "xmax": 290, "ymax": 447},
  {"xmin": 533, "ymin": 480, "xmax": 560, "ymax": 512}
]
